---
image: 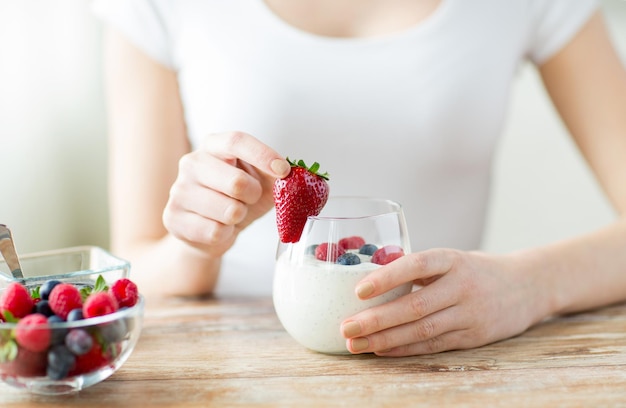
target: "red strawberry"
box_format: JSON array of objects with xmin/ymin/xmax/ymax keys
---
[
  {"xmin": 315, "ymin": 242, "xmax": 345, "ymax": 262},
  {"xmin": 109, "ymin": 278, "xmax": 139, "ymax": 308},
  {"xmin": 0, "ymin": 282, "xmax": 34, "ymax": 319},
  {"xmin": 15, "ymin": 313, "xmax": 51, "ymax": 352},
  {"xmin": 48, "ymin": 283, "xmax": 83, "ymax": 320},
  {"xmin": 273, "ymin": 158, "xmax": 330, "ymax": 243},
  {"xmin": 338, "ymin": 236, "xmax": 366, "ymax": 250},
  {"xmin": 83, "ymin": 292, "xmax": 119, "ymax": 318},
  {"xmin": 372, "ymin": 245, "xmax": 405, "ymax": 265}
]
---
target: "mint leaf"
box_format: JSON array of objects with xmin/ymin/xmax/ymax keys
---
[
  {"xmin": 2, "ymin": 310, "xmax": 18, "ymax": 323},
  {"xmin": 80, "ymin": 286, "xmax": 92, "ymax": 302},
  {"xmin": 93, "ymin": 330, "xmax": 117, "ymax": 358},
  {"xmin": 80, "ymin": 275, "xmax": 109, "ymax": 301},
  {"xmin": 0, "ymin": 340, "xmax": 18, "ymax": 363},
  {"xmin": 94, "ymin": 275, "xmax": 109, "ymax": 293},
  {"xmin": 30, "ymin": 286, "xmax": 41, "ymax": 300}
]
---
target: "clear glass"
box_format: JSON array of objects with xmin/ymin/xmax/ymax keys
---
[
  {"xmin": 0, "ymin": 246, "xmax": 130, "ymax": 288},
  {"xmin": 273, "ymin": 197, "xmax": 413, "ymax": 354},
  {"xmin": 0, "ymin": 246, "xmax": 143, "ymax": 395}
]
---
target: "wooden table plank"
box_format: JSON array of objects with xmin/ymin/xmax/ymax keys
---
[{"xmin": 2, "ymin": 296, "xmax": 626, "ymax": 407}]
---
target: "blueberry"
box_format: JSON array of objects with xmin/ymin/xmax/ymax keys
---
[
  {"xmin": 48, "ymin": 315, "xmax": 69, "ymax": 345},
  {"xmin": 66, "ymin": 308, "xmax": 84, "ymax": 322},
  {"xmin": 65, "ymin": 329, "xmax": 93, "ymax": 356},
  {"xmin": 99, "ymin": 319, "xmax": 128, "ymax": 343},
  {"xmin": 336, "ymin": 253, "xmax": 361, "ymax": 265},
  {"xmin": 35, "ymin": 300, "xmax": 54, "ymax": 317},
  {"xmin": 47, "ymin": 315, "xmax": 64, "ymax": 323},
  {"xmin": 305, "ymin": 244, "xmax": 318, "ymax": 255},
  {"xmin": 47, "ymin": 345, "xmax": 76, "ymax": 380},
  {"xmin": 39, "ymin": 280, "xmax": 62, "ymax": 300},
  {"xmin": 359, "ymin": 244, "xmax": 378, "ymax": 256}
]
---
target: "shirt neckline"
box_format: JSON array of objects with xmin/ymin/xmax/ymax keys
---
[{"xmin": 255, "ymin": 0, "xmax": 452, "ymax": 47}]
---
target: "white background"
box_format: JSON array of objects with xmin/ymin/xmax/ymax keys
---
[{"xmin": 0, "ymin": 1, "xmax": 624, "ymax": 256}]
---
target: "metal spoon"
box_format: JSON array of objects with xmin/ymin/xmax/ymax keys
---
[{"xmin": 0, "ymin": 224, "xmax": 24, "ymax": 280}]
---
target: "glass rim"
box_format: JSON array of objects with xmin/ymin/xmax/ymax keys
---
[
  {"xmin": 0, "ymin": 245, "xmax": 130, "ymax": 283},
  {"xmin": 308, "ymin": 196, "xmax": 403, "ymax": 221}
]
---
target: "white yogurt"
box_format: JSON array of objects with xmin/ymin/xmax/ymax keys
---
[{"xmin": 273, "ymin": 252, "xmax": 412, "ymax": 354}]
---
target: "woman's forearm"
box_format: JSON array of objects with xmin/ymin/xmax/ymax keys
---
[{"xmin": 113, "ymin": 235, "xmax": 221, "ymax": 298}]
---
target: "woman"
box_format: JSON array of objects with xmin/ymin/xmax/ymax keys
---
[{"xmin": 93, "ymin": 0, "xmax": 626, "ymax": 356}]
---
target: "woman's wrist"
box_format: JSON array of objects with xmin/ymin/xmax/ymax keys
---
[
  {"xmin": 504, "ymin": 247, "xmax": 563, "ymax": 325},
  {"xmin": 505, "ymin": 218, "xmax": 626, "ymax": 320}
]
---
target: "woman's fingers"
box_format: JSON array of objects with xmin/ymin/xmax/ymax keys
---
[
  {"xmin": 163, "ymin": 131, "xmax": 290, "ymax": 255},
  {"xmin": 162, "ymin": 207, "xmax": 235, "ymax": 248},
  {"xmin": 342, "ymin": 273, "xmax": 459, "ymax": 339},
  {"xmin": 201, "ymin": 131, "xmax": 290, "ymax": 179},
  {"xmin": 374, "ymin": 329, "xmax": 475, "ymax": 357},
  {"xmin": 345, "ymin": 305, "xmax": 468, "ymax": 355},
  {"xmin": 355, "ymin": 248, "xmax": 459, "ymax": 300},
  {"xmin": 177, "ymin": 152, "xmax": 264, "ymax": 205},
  {"xmin": 166, "ymin": 173, "xmax": 247, "ymax": 224}
]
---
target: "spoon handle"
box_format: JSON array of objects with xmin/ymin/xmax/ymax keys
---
[{"xmin": 0, "ymin": 224, "xmax": 24, "ymax": 279}]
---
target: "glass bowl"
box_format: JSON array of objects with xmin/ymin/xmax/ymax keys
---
[{"xmin": 0, "ymin": 246, "xmax": 143, "ymax": 395}]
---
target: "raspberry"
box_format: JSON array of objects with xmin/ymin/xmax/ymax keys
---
[
  {"xmin": 83, "ymin": 292, "xmax": 119, "ymax": 318},
  {"xmin": 315, "ymin": 242, "xmax": 345, "ymax": 262},
  {"xmin": 48, "ymin": 283, "xmax": 83, "ymax": 320},
  {"xmin": 3, "ymin": 347, "xmax": 47, "ymax": 378},
  {"xmin": 15, "ymin": 313, "xmax": 51, "ymax": 352},
  {"xmin": 371, "ymin": 245, "xmax": 405, "ymax": 265},
  {"xmin": 0, "ymin": 282, "xmax": 34, "ymax": 319},
  {"xmin": 338, "ymin": 236, "xmax": 366, "ymax": 250},
  {"xmin": 109, "ymin": 278, "xmax": 139, "ymax": 308}
]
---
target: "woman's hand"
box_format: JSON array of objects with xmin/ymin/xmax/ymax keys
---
[
  {"xmin": 162, "ymin": 131, "xmax": 291, "ymax": 258},
  {"xmin": 341, "ymin": 248, "xmax": 551, "ymax": 356}
]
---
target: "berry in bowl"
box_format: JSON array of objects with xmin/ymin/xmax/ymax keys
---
[{"xmin": 0, "ymin": 246, "xmax": 143, "ymax": 395}]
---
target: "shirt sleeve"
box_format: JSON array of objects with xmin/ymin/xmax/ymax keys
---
[
  {"xmin": 526, "ymin": 0, "xmax": 599, "ymax": 65},
  {"xmin": 91, "ymin": 0, "xmax": 176, "ymax": 69}
]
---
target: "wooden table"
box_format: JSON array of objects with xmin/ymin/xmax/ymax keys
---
[{"xmin": 2, "ymin": 295, "xmax": 626, "ymax": 407}]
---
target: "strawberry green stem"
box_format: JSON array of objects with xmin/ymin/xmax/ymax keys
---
[{"xmin": 286, "ymin": 157, "xmax": 329, "ymax": 180}]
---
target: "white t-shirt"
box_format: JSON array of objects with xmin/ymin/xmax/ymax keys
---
[{"xmin": 93, "ymin": 0, "xmax": 598, "ymax": 295}]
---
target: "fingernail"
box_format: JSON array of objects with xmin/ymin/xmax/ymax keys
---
[
  {"xmin": 350, "ymin": 338, "xmax": 369, "ymax": 352},
  {"xmin": 342, "ymin": 321, "xmax": 361, "ymax": 337},
  {"xmin": 356, "ymin": 282, "xmax": 374, "ymax": 299},
  {"xmin": 271, "ymin": 159, "xmax": 291, "ymax": 177}
]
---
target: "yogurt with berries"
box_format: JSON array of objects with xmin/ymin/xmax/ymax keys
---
[{"xmin": 273, "ymin": 240, "xmax": 412, "ymax": 354}]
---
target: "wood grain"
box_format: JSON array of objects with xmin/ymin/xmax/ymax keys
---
[{"xmin": 2, "ymin": 296, "xmax": 626, "ymax": 407}]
